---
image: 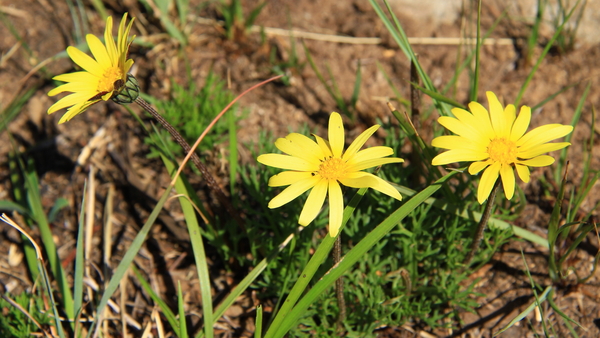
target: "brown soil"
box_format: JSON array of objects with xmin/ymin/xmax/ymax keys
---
[{"xmin": 1, "ymin": 0, "xmax": 599, "ymax": 337}]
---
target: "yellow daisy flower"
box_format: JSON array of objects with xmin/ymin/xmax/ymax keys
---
[
  {"xmin": 257, "ymin": 112, "xmax": 404, "ymax": 237},
  {"xmin": 48, "ymin": 13, "xmax": 135, "ymax": 124},
  {"xmin": 431, "ymin": 91, "xmax": 573, "ymax": 204}
]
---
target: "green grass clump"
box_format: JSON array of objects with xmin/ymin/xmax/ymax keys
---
[
  {"xmin": 142, "ymin": 72, "xmax": 238, "ymax": 158},
  {"xmin": 0, "ymin": 292, "xmax": 51, "ymax": 338}
]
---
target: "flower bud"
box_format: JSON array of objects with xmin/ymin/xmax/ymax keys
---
[{"xmin": 112, "ymin": 74, "xmax": 139, "ymax": 104}]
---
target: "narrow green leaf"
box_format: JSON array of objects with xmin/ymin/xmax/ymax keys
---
[
  {"xmin": 272, "ymin": 172, "xmax": 458, "ymax": 338},
  {"xmin": 494, "ymin": 286, "xmax": 552, "ymax": 336},
  {"xmin": 264, "ymin": 187, "xmax": 369, "ymax": 338},
  {"xmin": 178, "ymin": 281, "xmax": 189, "ymax": 338},
  {"xmin": 132, "ymin": 265, "xmax": 179, "ymax": 332}
]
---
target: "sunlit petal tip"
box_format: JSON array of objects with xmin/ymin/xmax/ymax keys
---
[{"xmin": 328, "ymin": 112, "xmax": 345, "ymax": 157}]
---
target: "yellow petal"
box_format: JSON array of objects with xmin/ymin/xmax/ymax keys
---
[
  {"xmin": 347, "ymin": 146, "xmax": 394, "ymax": 166},
  {"xmin": 517, "ymin": 155, "xmax": 555, "ymax": 167},
  {"xmin": 449, "ymin": 107, "xmax": 480, "ymax": 136},
  {"xmin": 53, "ymin": 71, "xmax": 99, "ymax": 84},
  {"xmin": 287, "ymin": 133, "xmax": 324, "ymax": 158},
  {"xmin": 86, "ymin": 34, "xmax": 111, "ymax": 69},
  {"xmin": 468, "ymin": 101, "xmax": 495, "ymax": 140},
  {"xmin": 104, "ymin": 16, "xmax": 118, "ymax": 64},
  {"xmin": 339, "ymin": 172, "xmax": 402, "ymax": 200},
  {"xmin": 468, "ymin": 160, "xmax": 492, "ymax": 175},
  {"xmin": 327, "ymin": 180, "xmax": 344, "ymax": 237},
  {"xmin": 124, "ymin": 59, "xmax": 134, "ymax": 74},
  {"xmin": 268, "ymin": 171, "xmax": 313, "ymax": 187},
  {"xmin": 257, "ymin": 154, "xmax": 317, "ymax": 171},
  {"xmin": 297, "ymin": 179, "xmax": 328, "ymax": 225},
  {"xmin": 431, "ymin": 135, "xmax": 488, "ymax": 152},
  {"xmin": 275, "ymin": 136, "xmax": 321, "ymax": 165},
  {"xmin": 438, "ymin": 116, "xmax": 483, "ymax": 142},
  {"xmin": 268, "ymin": 176, "xmax": 320, "ymax": 208},
  {"xmin": 515, "ymin": 163, "xmax": 530, "ymax": 183},
  {"xmin": 431, "ymin": 149, "xmax": 489, "ymax": 166},
  {"xmin": 517, "ymin": 124, "xmax": 573, "ymax": 149},
  {"xmin": 328, "ymin": 112, "xmax": 345, "ymax": 158},
  {"xmin": 313, "ymin": 134, "xmax": 333, "ymax": 158},
  {"xmin": 342, "ymin": 124, "xmax": 379, "ymax": 161},
  {"xmin": 49, "ymin": 82, "xmax": 97, "ymax": 96},
  {"xmin": 47, "ymin": 92, "xmax": 95, "ymax": 114},
  {"xmin": 477, "ymin": 162, "xmax": 500, "ymax": 204},
  {"xmin": 510, "ymin": 105, "xmax": 531, "ymax": 142},
  {"xmin": 518, "ymin": 142, "xmax": 570, "ymax": 159},
  {"xmin": 347, "ymin": 157, "xmax": 404, "ymax": 172},
  {"xmin": 57, "ymin": 99, "xmax": 99, "ymax": 124},
  {"xmin": 487, "ymin": 91, "xmax": 509, "ymax": 138},
  {"xmin": 67, "ymin": 46, "xmax": 103, "ymax": 77},
  {"xmin": 499, "ymin": 163, "xmax": 515, "ymax": 200}
]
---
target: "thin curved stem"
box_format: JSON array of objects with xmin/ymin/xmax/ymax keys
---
[{"xmin": 135, "ymin": 96, "xmax": 244, "ymax": 228}]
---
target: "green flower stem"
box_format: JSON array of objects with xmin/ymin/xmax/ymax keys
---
[
  {"xmin": 463, "ymin": 181, "xmax": 499, "ymax": 266},
  {"xmin": 134, "ymin": 97, "xmax": 243, "ymax": 228},
  {"xmin": 264, "ymin": 188, "xmax": 368, "ymax": 338}
]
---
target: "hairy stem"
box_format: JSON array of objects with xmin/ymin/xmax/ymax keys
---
[
  {"xmin": 463, "ymin": 181, "xmax": 499, "ymax": 266},
  {"xmin": 334, "ymin": 235, "xmax": 346, "ymax": 326},
  {"xmin": 134, "ymin": 97, "xmax": 244, "ymax": 228}
]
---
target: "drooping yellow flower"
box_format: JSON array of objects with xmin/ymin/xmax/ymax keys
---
[
  {"xmin": 257, "ymin": 112, "xmax": 403, "ymax": 237},
  {"xmin": 47, "ymin": 13, "xmax": 135, "ymax": 124},
  {"xmin": 431, "ymin": 91, "xmax": 573, "ymax": 204}
]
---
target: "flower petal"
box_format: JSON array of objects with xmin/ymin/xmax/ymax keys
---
[
  {"xmin": 431, "ymin": 135, "xmax": 488, "ymax": 152},
  {"xmin": 327, "ymin": 180, "xmax": 344, "ymax": 237},
  {"xmin": 499, "ymin": 163, "xmax": 516, "ymax": 200},
  {"xmin": 298, "ymin": 179, "xmax": 328, "ymax": 226},
  {"xmin": 515, "ymin": 163, "xmax": 530, "ymax": 183},
  {"xmin": 257, "ymin": 154, "xmax": 317, "ymax": 172},
  {"xmin": 48, "ymin": 82, "xmax": 97, "ymax": 96},
  {"xmin": 268, "ymin": 171, "xmax": 313, "ymax": 187},
  {"xmin": 478, "ymin": 162, "xmax": 500, "ymax": 204},
  {"xmin": 47, "ymin": 92, "xmax": 95, "ymax": 114},
  {"xmin": 468, "ymin": 101, "xmax": 495, "ymax": 140},
  {"xmin": 328, "ymin": 112, "xmax": 344, "ymax": 158},
  {"xmin": 313, "ymin": 134, "xmax": 333, "ymax": 158},
  {"xmin": 342, "ymin": 124, "xmax": 379, "ymax": 161},
  {"xmin": 468, "ymin": 160, "xmax": 492, "ymax": 175},
  {"xmin": 87, "ymin": 34, "xmax": 111, "ymax": 69},
  {"xmin": 339, "ymin": 172, "xmax": 402, "ymax": 200},
  {"xmin": 347, "ymin": 157, "xmax": 404, "ymax": 172},
  {"xmin": 57, "ymin": 99, "xmax": 99, "ymax": 124},
  {"xmin": 104, "ymin": 16, "xmax": 118, "ymax": 65},
  {"xmin": 510, "ymin": 105, "xmax": 531, "ymax": 142},
  {"xmin": 66, "ymin": 46, "xmax": 103, "ymax": 77},
  {"xmin": 347, "ymin": 146, "xmax": 395, "ymax": 166},
  {"xmin": 268, "ymin": 175, "xmax": 320, "ymax": 209},
  {"xmin": 53, "ymin": 71, "xmax": 99, "ymax": 84},
  {"xmin": 275, "ymin": 135, "xmax": 321, "ymax": 165},
  {"xmin": 287, "ymin": 133, "xmax": 324, "ymax": 157},
  {"xmin": 517, "ymin": 155, "xmax": 555, "ymax": 167},
  {"xmin": 432, "ymin": 149, "xmax": 489, "ymax": 166},
  {"xmin": 517, "ymin": 124, "xmax": 573, "ymax": 149},
  {"xmin": 518, "ymin": 142, "xmax": 571, "ymax": 159},
  {"xmin": 438, "ymin": 116, "xmax": 484, "ymax": 142},
  {"xmin": 450, "ymin": 107, "xmax": 488, "ymax": 141},
  {"xmin": 487, "ymin": 91, "xmax": 510, "ymax": 138}
]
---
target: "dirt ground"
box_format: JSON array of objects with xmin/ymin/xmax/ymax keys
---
[{"xmin": 1, "ymin": 0, "xmax": 600, "ymax": 337}]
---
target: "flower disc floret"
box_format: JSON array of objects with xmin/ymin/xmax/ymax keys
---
[
  {"xmin": 258, "ymin": 112, "xmax": 404, "ymax": 237},
  {"xmin": 431, "ymin": 91, "xmax": 573, "ymax": 204}
]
